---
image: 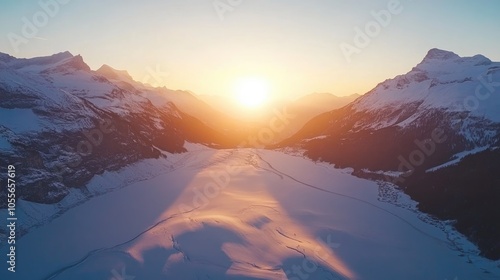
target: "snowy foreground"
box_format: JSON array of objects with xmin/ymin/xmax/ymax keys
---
[{"xmin": 1, "ymin": 146, "xmax": 500, "ymax": 280}]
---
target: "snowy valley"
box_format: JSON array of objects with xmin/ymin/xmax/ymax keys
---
[{"xmin": 1, "ymin": 146, "xmax": 499, "ymax": 279}]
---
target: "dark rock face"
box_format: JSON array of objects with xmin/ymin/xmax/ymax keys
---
[
  {"xmin": 293, "ymin": 107, "xmax": 497, "ymax": 171},
  {"xmin": 401, "ymin": 148, "xmax": 500, "ymax": 260},
  {"xmin": 0, "ymin": 100, "xmax": 185, "ymax": 207}
]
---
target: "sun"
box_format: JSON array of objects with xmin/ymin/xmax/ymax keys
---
[{"xmin": 233, "ymin": 77, "xmax": 270, "ymax": 108}]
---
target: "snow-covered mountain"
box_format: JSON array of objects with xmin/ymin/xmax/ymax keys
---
[
  {"xmin": 281, "ymin": 48, "xmax": 500, "ymax": 167},
  {"xmin": 278, "ymin": 48, "xmax": 500, "ymax": 259},
  {"xmin": 352, "ymin": 48, "xmax": 500, "ymax": 132},
  {"xmin": 0, "ymin": 51, "xmax": 233, "ymax": 207},
  {"xmin": 95, "ymin": 64, "xmax": 243, "ymax": 134},
  {"xmin": 1, "ymin": 49, "xmax": 500, "ymax": 279}
]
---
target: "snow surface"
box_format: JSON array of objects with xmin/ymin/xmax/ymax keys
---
[
  {"xmin": 304, "ymin": 135, "xmax": 329, "ymax": 141},
  {"xmin": 1, "ymin": 148, "xmax": 499, "ymax": 280},
  {"xmin": 426, "ymin": 146, "xmax": 491, "ymax": 172}
]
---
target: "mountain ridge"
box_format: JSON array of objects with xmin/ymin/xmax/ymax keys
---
[
  {"xmin": 2, "ymin": 48, "xmax": 499, "ymax": 259},
  {"xmin": 277, "ymin": 48, "xmax": 500, "ymax": 259}
]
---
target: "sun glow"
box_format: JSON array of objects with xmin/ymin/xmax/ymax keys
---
[{"xmin": 233, "ymin": 77, "xmax": 270, "ymax": 108}]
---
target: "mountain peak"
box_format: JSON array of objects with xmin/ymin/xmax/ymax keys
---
[
  {"xmin": 96, "ymin": 64, "xmax": 133, "ymax": 81},
  {"xmin": 52, "ymin": 51, "xmax": 74, "ymax": 60},
  {"xmin": 0, "ymin": 52, "xmax": 15, "ymax": 64},
  {"xmin": 423, "ymin": 48, "xmax": 460, "ymax": 61},
  {"xmin": 36, "ymin": 51, "xmax": 74, "ymax": 65},
  {"xmin": 6, "ymin": 51, "xmax": 75, "ymax": 69},
  {"xmin": 65, "ymin": 54, "xmax": 91, "ymax": 71},
  {"xmin": 471, "ymin": 54, "xmax": 492, "ymax": 65},
  {"xmin": 414, "ymin": 48, "xmax": 489, "ymax": 72},
  {"xmin": 97, "ymin": 64, "xmax": 113, "ymax": 71}
]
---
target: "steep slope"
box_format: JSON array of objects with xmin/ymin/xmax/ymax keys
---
[
  {"xmin": 402, "ymin": 148, "xmax": 500, "ymax": 259},
  {"xmin": 283, "ymin": 92, "xmax": 360, "ymax": 140},
  {"xmin": 278, "ymin": 49, "xmax": 500, "ymax": 259},
  {"xmin": 0, "ymin": 51, "xmax": 229, "ymax": 208},
  {"xmin": 96, "ymin": 65, "xmax": 243, "ymax": 136},
  {"xmin": 281, "ymin": 49, "xmax": 500, "ymax": 170}
]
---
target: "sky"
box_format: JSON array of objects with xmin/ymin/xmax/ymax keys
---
[{"xmin": 1, "ymin": 0, "xmax": 500, "ymax": 100}]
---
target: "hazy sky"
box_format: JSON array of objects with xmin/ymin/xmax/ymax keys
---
[{"xmin": 1, "ymin": 0, "xmax": 499, "ymax": 100}]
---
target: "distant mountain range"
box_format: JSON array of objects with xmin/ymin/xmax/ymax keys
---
[
  {"xmin": 200, "ymin": 92, "xmax": 359, "ymax": 143},
  {"xmin": 277, "ymin": 48, "xmax": 500, "ymax": 259}
]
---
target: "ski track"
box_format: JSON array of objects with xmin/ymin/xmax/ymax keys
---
[
  {"xmin": 252, "ymin": 151, "xmax": 453, "ymax": 248},
  {"xmin": 44, "ymin": 207, "xmax": 200, "ymax": 280}
]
